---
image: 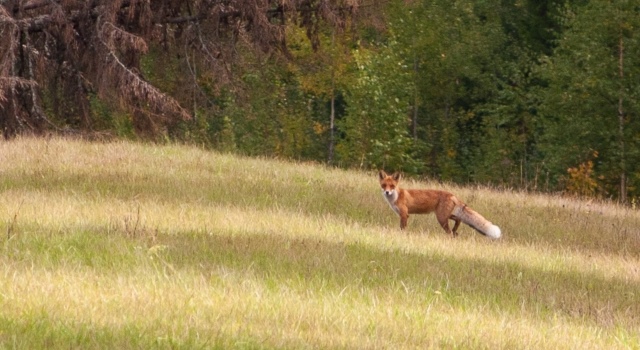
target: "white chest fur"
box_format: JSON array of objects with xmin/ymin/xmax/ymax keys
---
[{"xmin": 382, "ymin": 190, "xmax": 400, "ymax": 215}]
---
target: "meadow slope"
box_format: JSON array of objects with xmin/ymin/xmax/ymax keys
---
[{"xmin": 0, "ymin": 137, "xmax": 639, "ymax": 349}]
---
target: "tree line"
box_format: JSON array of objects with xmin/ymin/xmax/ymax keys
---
[{"xmin": 1, "ymin": 0, "xmax": 639, "ymax": 203}]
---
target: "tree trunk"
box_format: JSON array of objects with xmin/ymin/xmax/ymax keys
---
[
  {"xmin": 328, "ymin": 30, "xmax": 336, "ymax": 165},
  {"xmin": 618, "ymin": 35, "xmax": 627, "ymax": 204},
  {"xmin": 412, "ymin": 55, "xmax": 418, "ymax": 140}
]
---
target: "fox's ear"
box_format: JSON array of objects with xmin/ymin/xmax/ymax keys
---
[
  {"xmin": 391, "ymin": 172, "xmax": 402, "ymax": 181},
  {"xmin": 378, "ymin": 170, "xmax": 388, "ymax": 180}
]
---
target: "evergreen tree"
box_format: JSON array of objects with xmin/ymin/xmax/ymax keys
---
[{"xmin": 539, "ymin": 0, "xmax": 640, "ymax": 201}]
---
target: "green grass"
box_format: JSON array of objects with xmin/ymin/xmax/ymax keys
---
[{"xmin": 0, "ymin": 137, "xmax": 639, "ymax": 349}]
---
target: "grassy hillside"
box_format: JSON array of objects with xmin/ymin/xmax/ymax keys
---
[{"xmin": 0, "ymin": 137, "xmax": 638, "ymax": 349}]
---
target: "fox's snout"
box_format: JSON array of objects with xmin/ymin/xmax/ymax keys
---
[{"xmin": 380, "ymin": 181, "xmax": 397, "ymax": 197}]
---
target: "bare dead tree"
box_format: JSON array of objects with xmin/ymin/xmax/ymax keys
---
[{"xmin": 0, "ymin": 0, "xmax": 360, "ymax": 137}]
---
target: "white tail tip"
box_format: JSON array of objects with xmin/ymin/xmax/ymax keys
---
[{"xmin": 486, "ymin": 225, "xmax": 501, "ymax": 239}]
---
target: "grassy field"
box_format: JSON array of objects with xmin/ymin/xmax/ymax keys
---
[{"xmin": 0, "ymin": 137, "xmax": 639, "ymax": 349}]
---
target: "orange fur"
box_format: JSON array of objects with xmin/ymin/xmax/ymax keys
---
[{"xmin": 378, "ymin": 170, "xmax": 501, "ymax": 239}]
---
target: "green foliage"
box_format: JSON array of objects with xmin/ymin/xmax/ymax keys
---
[
  {"xmin": 538, "ymin": 0, "xmax": 640, "ymax": 199},
  {"xmin": 286, "ymin": 25, "xmax": 354, "ymax": 163},
  {"xmin": 230, "ymin": 66, "xmax": 313, "ymax": 158},
  {"xmin": 88, "ymin": 94, "xmax": 135, "ymax": 138},
  {"xmin": 338, "ymin": 44, "xmax": 416, "ymax": 172},
  {"xmin": 217, "ymin": 116, "xmax": 236, "ymax": 153},
  {"xmin": 339, "ymin": 0, "xmax": 537, "ymax": 182}
]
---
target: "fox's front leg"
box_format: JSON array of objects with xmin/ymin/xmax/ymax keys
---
[
  {"xmin": 399, "ymin": 208, "xmax": 409, "ymax": 230},
  {"xmin": 400, "ymin": 215, "xmax": 408, "ymax": 229}
]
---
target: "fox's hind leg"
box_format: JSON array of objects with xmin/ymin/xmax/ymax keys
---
[
  {"xmin": 436, "ymin": 212, "xmax": 454, "ymax": 236},
  {"xmin": 451, "ymin": 219, "xmax": 461, "ymax": 236}
]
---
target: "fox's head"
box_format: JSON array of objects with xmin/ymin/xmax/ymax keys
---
[{"xmin": 378, "ymin": 170, "xmax": 401, "ymax": 198}]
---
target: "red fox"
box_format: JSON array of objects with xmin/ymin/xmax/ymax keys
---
[{"xmin": 378, "ymin": 170, "xmax": 501, "ymax": 239}]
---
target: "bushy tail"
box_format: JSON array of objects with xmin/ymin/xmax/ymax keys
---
[{"xmin": 453, "ymin": 205, "xmax": 501, "ymax": 239}]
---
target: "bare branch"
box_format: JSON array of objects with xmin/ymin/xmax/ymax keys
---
[
  {"xmin": 100, "ymin": 21, "xmax": 148, "ymax": 53},
  {"xmin": 0, "ymin": 10, "xmax": 52, "ymax": 32},
  {"xmin": 0, "ymin": 77, "xmax": 37, "ymax": 103},
  {"xmin": 99, "ymin": 39, "xmax": 190, "ymax": 120},
  {"xmin": 10, "ymin": 0, "xmax": 56, "ymax": 12}
]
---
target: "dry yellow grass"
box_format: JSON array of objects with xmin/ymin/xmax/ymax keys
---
[{"xmin": 0, "ymin": 137, "xmax": 638, "ymax": 349}]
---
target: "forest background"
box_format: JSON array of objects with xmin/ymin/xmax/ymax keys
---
[{"xmin": 1, "ymin": 0, "xmax": 639, "ymax": 203}]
